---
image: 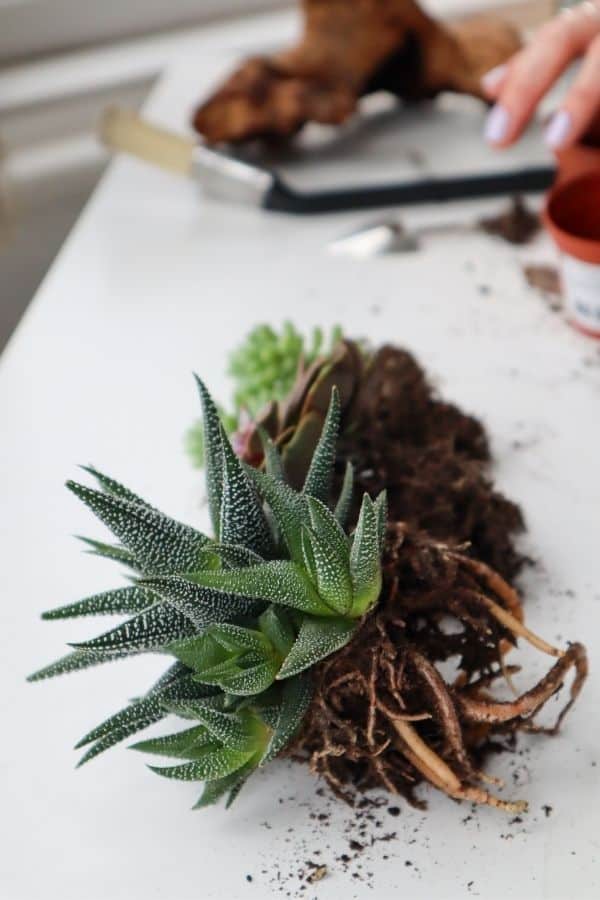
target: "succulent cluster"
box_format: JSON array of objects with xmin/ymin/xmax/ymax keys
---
[
  {"xmin": 30, "ymin": 378, "xmax": 384, "ymax": 808},
  {"xmin": 186, "ymin": 323, "xmax": 341, "ymax": 468}
]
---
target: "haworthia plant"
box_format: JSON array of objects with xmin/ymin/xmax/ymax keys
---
[{"xmin": 30, "ymin": 376, "xmax": 385, "ymax": 809}]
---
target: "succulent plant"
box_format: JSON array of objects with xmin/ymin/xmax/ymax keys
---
[
  {"xmin": 30, "ymin": 377, "xmax": 384, "ymax": 808},
  {"xmin": 185, "ymin": 322, "xmax": 341, "ymax": 468}
]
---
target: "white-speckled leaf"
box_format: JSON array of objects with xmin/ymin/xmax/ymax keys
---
[
  {"xmin": 75, "ymin": 696, "xmax": 168, "ymax": 765},
  {"xmin": 219, "ymin": 425, "xmax": 274, "ymax": 557},
  {"xmin": 71, "ymin": 602, "xmax": 195, "ymax": 653},
  {"xmin": 202, "ymin": 659, "xmax": 278, "ymax": 696},
  {"xmin": 193, "ymin": 758, "xmax": 257, "ymax": 809},
  {"xmin": 334, "ymin": 461, "xmax": 354, "ymax": 528},
  {"xmin": 245, "ymin": 467, "xmax": 308, "ymax": 563},
  {"xmin": 190, "ymin": 707, "xmax": 263, "ymax": 752},
  {"xmin": 258, "ymin": 606, "xmax": 296, "ymax": 658},
  {"xmin": 131, "ymin": 725, "xmax": 213, "ymax": 758},
  {"xmin": 258, "ymin": 429, "xmax": 286, "ymax": 482},
  {"xmin": 27, "ymin": 648, "xmax": 133, "ymax": 681},
  {"xmin": 262, "ymin": 672, "xmax": 313, "ymax": 763},
  {"xmin": 212, "ymin": 543, "xmax": 264, "ymax": 569},
  {"xmin": 42, "ymin": 586, "xmax": 156, "ymax": 620},
  {"xmin": 349, "ymin": 494, "xmax": 382, "ymax": 615},
  {"xmin": 195, "ymin": 376, "xmax": 224, "ymax": 537},
  {"xmin": 189, "ymin": 561, "xmax": 331, "ymax": 616},
  {"xmin": 141, "ymin": 576, "xmax": 263, "ymax": 629},
  {"xmin": 277, "ymin": 616, "xmax": 357, "ymax": 680},
  {"xmin": 373, "ymin": 490, "xmax": 388, "ymax": 552},
  {"xmin": 80, "ymin": 466, "xmax": 153, "ymax": 508},
  {"xmin": 76, "ymin": 536, "xmax": 139, "ymax": 569},
  {"xmin": 302, "ymin": 387, "xmax": 340, "ymax": 502},
  {"xmin": 301, "ymin": 527, "xmax": 352, "ymax": 615},
  {"xmin": 67, "ymin": 481, "xmax": 212, "ymax": 576},
  {"xmin": 149, "ymin": 747, "xmax": 254, "ymax": 781},
  {"xmin": 307, "ymin": 496, "xmax": 350, "ymax": 561}
]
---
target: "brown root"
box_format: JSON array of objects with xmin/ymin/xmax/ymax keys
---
[{"xmin": 289, "ymin": 525, "xmax": 587, "ymax": 813}]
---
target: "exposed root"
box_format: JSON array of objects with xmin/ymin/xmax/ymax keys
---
[{"xmin": 290, "ymin": 525, "xmax": 587, "ymax": 813}]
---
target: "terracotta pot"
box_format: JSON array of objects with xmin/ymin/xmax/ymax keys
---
[
  {"xmin": 543, "ymin": 172, "xmax": 600, "ymax": 338},
  {"xmin": 554, "ymin": 119, "xmax": 600, "ymax": 184}
]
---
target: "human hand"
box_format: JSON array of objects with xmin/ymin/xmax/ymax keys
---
[{"xmin": 482, "ymin": 1, "xmax": 600, "ymax": 149}]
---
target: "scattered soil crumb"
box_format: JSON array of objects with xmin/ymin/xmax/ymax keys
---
[
  {"xmin": 542, "ymin": 804, "xmax": 553, "ymax": 818},
  {"xmin": 523, "ymin": 264, "xmax": 563, "ymax": 310},
  {"xmin": 479, "ymin": 196, "xmax": 540, "ymax": 244}
]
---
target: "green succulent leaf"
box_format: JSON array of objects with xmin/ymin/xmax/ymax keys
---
[
  {"xmin": 334, "ymin": 461, "xmax": 354, "ymax": 528},
  {"xmin": 193, "ymin": 758, "xmax": 257, "ymax": 809},
  {"xmin": 194, "ymin": 375, "xmax": 224, "ymax": 536},
  {"xmin": 302, "ymin": 386, "xmax": 341, "ymax": 503},
  {"xmin": 349, "ymin": 493, "xmax": 382, "ymax": 617},
  {"xmin": 149, "ymin": 747, "xmax": 254, "ymax": 782},
  {"xmin": 76, "ymin": 536, "xmax": 140, "ymax": 569},
  {"xmin": 258, "ymin": 606, "xmax": 296, "ymax": 658},
  {"xmin": 246, "ymin": 467, "xmax": 308, "ymax": 563},
  {"xmin": 131, "ymin": 724, "xmax": 213, "ymax": 759},
  {"xmin": 258, "ymin": 428, "xmax": 286, "ymax": 483},
  {"xmin": 67, "ymin": 481, "xmax": 212, "ymax": 576},
  {"xmin": 188, "ymin": 561, "xmax": 333, "ymax": 617},
  {"xmin": 75, "ymin": 696, "xmax": 167, "ymax": 764},
  {"xmin": 307, "ymin": 496, "xmax": 350, "ymax": 561},
  {"xmin": 188, "ymin": 706, "xmax": 267, "ymax": 753},
  {"xmin": 277, "ymin": 616, "xmax": 357, "ymax": 680},
  {"xmin": 212, "ymin": 544, "xmax": 264, "ymax": 569},
  {"xmin": 42, "ymin": 586, "xmax": 155, "ymax": 620},
  {"xmin": 140, "ymin": 576, "xmax": 264, "ymax": 630},
  {"xmin": 70, "ymin": 602, "xmax": 195, "ymax": 654},
  {"xmin": 80, "ymin": 466, "xmax": 153, "ymax": 508},
  {"xmin": 300, "ymin": 527, "xmax": 352, "ymax": 615},
  {"xmin": 219, "ymin": 425, "xmax": 274, "ymax": 558},
  {"xmin": 27, "ymin": 648, "xmax": 132, "ymax": 681},
  {"xmin": 262, "ymin": 672, "xmax": 313, "ymax": 763},
  {"xmin": 373, "ymin": 489, "xmax": 388, "ymax": 552}
]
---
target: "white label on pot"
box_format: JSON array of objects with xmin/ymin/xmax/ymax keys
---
[{"xmin": 562, "ymin": 255, "xmax": 600, "ymax": 333}]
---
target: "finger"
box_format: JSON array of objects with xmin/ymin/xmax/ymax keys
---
[
  {"xmin": 485, "ymin": 5, "xmax": 600, "ymax": 147},
  {"xmin": 480, "ymin": 59, "xmax": 514, "ymax": 99},
  {"xmin": 545, "ymin": 33, "xmax": 600, "ymax": 147}
]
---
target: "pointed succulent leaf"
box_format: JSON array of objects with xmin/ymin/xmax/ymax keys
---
[
  {"xmin": 373, "ymin": 489, "xmax": 388, "ymax": 552},
  {"xmin": 75, "ymin": 696, "xmax": 165, "ymax": 749},
  {"xmin": 212, "ymin": 544, "xmax": 264, "ymax": 569},
  {"xmin": 188, "ymin": 561, "xmax": 333, "ymax": 617},
  {"xmin": 245, "ymin": 467, "xmax": 308, "ymax": 563},
  {"xmin": 27, "ymin": 648, "xmax": 131, "ymax": 681},
  {"xmin": 141, "ymin": 576, "xmax": 264, "ymax": 630},
  {"xmin": 349, "ymin": 493, "xmax": 382, "ymax": 617},
  {"xmin": 194, "ymin": 375, "xmax": 224, "ymax": 537},
  {"xmin": 198, "ymin": 660, "xmax": 278, "ymax": 696},
  {"xmin": 301, "ymin": 527, "xmax": 352, "ymax": 615},
  {"xmin": 219, "ymin": 424, "xmax": 274, "ymax": 558},
  {"xmin": 277, "ymin": 616, "xmax": 357, "ymax": 680},
  {"xmin": 190, "ymin": 707, "xmax": 267, "ymax": 753},
  {"xmin": 302, "ymin": 386, "xmax": 340, "ymax": 502},
  {"xmin": 77, "ymin": 715, "xmax": 170, "ymax": 767},
  {"xmin": 193, "ymin": 759, "xmax": 256, "ymax": 809},
  {"xmin": 80, "ymin": 466, "xmax": 153, "ymax": 508},
  {"xmin": 307, "ymin": 496, "xmax": 350, "ymax": 562},
  {"xmin": 67, "ymin": 481, "xmax": 213, "ymax": 576},
  {"xmin": 42, "ymin": 586, "xmax": 155, "ymax": 620},
  {"xmin": 258, "ymin": 428, "xmax": 286, "ymax": 482},
  {"xmin": 76, "ymin": 536, "xmax": 139, "ymax": 569},
  {"xmin": 131, "ymin": 725, "xmax": 213, "ymax": 758},
  {"xmin": 146, "ymin": 660, "xmax": 189, "ymax": 696},
  {"xmin": 70, "ymin": 602, "xmax": 195, "ymax": 654},
  {"xmin": 258, "ymin": 606, "xmax": 296, "ymax": 658},
  {"xmin": 149, "ymin": 747, "xmax": 254, "ymax": 782},
  {"xmin": 262, "ymin": 672, "xmax": 313, "ymax": 763},
  {"xmin": 334, "ymin": 461, "xmax": 354, "ymax": 528}
]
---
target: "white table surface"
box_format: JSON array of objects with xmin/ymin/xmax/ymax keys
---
[{"xmin": 1, "ymin": 16, "xmax": 599, "ymax": 900}]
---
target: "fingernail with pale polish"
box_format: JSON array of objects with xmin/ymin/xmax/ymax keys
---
[
  {"xmin": 481, "ymin": 64, "xmax": 507, "ymax": 92},
  {"xmin": 545, "ymin": 109, "xmax": 572, "ymax": 149},
  {"xmin": 484, "ymin": 105, "xmax": 510, "ymax": 144}
]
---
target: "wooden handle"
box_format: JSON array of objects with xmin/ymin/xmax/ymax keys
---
[{"xmin": 99, "ymin": 107, "xmax": 195, "ymax": 176}]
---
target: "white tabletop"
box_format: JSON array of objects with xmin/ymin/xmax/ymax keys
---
[{"xmin": 1, "ymin": 18, "xmax": 599, "ymax": 900}]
